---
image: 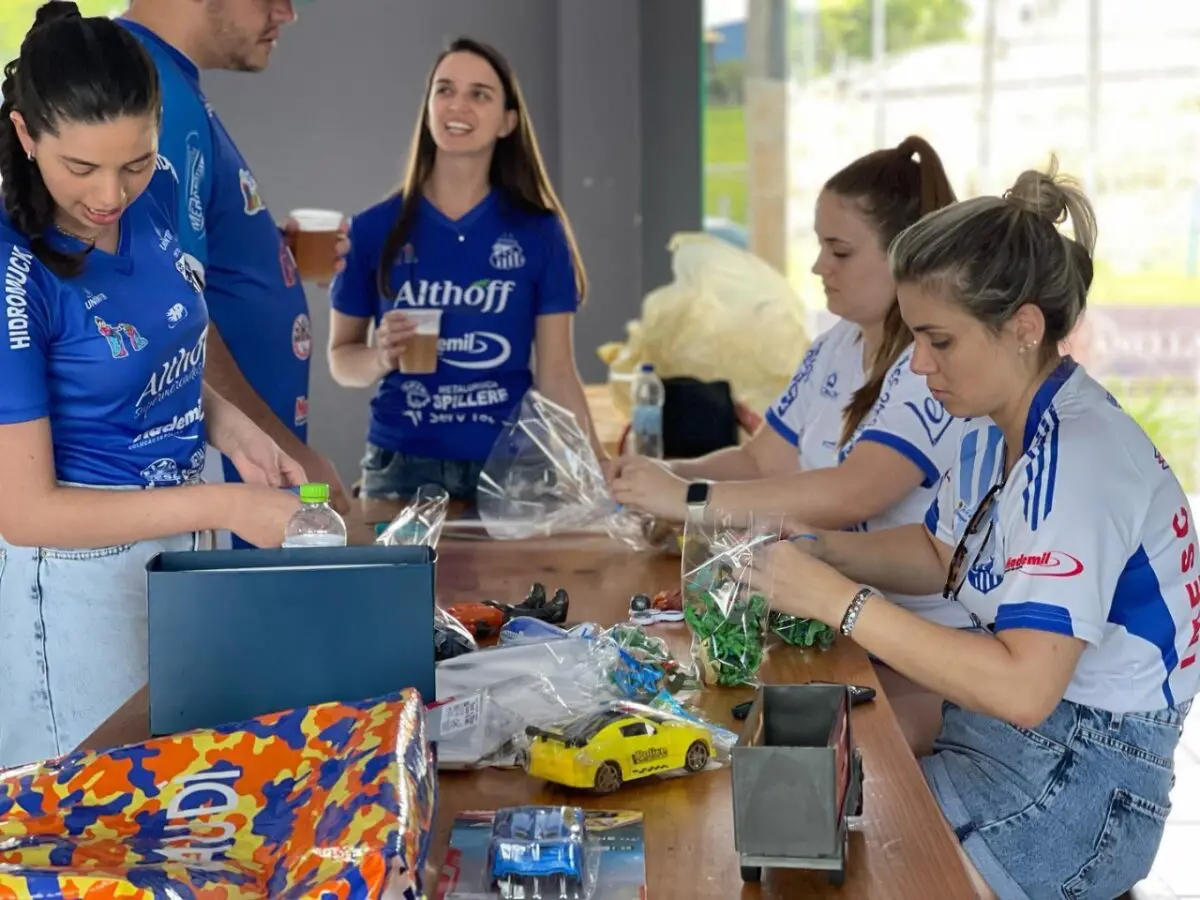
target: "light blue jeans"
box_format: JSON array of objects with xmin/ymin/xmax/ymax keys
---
[
  {"xmin": 0, "ymin": 527, "xmax": 208, "ymax": 769},
  {"xmin": 923, "ymin": 697, "xmax": 1189, "ymax": 899}
]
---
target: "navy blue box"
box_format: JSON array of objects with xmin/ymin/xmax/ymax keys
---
[{"xmin": 146, "ymin": 545, "xmax": 436, "ymax": 736}]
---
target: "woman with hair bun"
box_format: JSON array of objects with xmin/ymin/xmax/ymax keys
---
[{"xmin": 759, "ymin": 161, "xmax": 1196, "ymax": 898}]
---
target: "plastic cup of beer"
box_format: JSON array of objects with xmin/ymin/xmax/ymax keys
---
[
  {"xmin": 289, "ymin": 208, "xmax": 343, "ymax": 282},
  {"xmin": 399, "ymin": 309, "xmax": 442, "ymax": 375}
]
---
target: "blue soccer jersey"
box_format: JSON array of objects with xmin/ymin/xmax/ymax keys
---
[
  {"xmin": 926, "ymin": 359, "xmax": 1200, "ymax": 712},
  {"xmin": 331, "ymin": 192, "xmax": 579, "ymax": 460},
  {"xmin": 120, "ymin": 19, "xmax": 311, "ymax": 483},
  {"xmin": 0, "ymin": 165, "xmax": 210, "ymax": 488}
]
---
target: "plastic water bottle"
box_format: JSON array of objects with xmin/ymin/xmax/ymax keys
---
[
  {"xmin": 282, "ymin": 483, "xmax": 347, "ymax": 547},
  {"xmin": 630, "ymin": 363, "xmax": 665, "ymax": 459}
]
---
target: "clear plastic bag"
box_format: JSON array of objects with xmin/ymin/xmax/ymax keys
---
[
  {"xmin": 770, "ymin": 611, "xmax": 836, "ymax": 649},
  {"xmin": 376, "ymin": 483, "xmax": 450, "ymax": 548},
  {"xmin": 680, "ymin": 510, "xmax": 783, "ymax": 687},
  {"xmin": 598, "ymin": 232, "xmax": 810, "ymax": 418},
  {"xmin": 477, "ymin": 391, "xmax": 651, "ymax": 549},
  {"xmin": 375, "ymin": 485, "xmax": 479, "ymax": 661}
]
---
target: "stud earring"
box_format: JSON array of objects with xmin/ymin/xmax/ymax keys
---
[{"xmin": 26, "ymin": 151, "xmax": 33, "ymax": 161}]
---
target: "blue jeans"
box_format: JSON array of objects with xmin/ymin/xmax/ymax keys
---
[
  {"xmin": 922, "ymin": 697, "xmax": 1189, "ymax": 899},
  {"xmin": 359, "ymin": 443, "xmax": 484, "ymax": 504},
  {"xmin": 0, "ymin": 529, "xmax": 208, "ymax": 768}
]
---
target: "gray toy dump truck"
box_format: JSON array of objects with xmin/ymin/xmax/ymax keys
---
[{"xmin": 732, "ymin": 683, "xmax": 864, "ymax": 886}]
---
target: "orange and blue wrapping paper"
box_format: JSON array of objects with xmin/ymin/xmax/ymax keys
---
[{"xmin": 0, "ymin": 690, "xmax": 436, "ymax": 899}]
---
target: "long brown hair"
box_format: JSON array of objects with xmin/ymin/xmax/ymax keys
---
[
  {"xmin": 376, "ymin": 37, "xmax": 587, "ymax": 303},
  {"xmin": 825, "ymin": 135, "xmax": 957, "ymax": 446}
]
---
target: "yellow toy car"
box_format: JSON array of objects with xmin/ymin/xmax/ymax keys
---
[{"xmin": 521, "ymin": 704, "xmax": 714, "ymax": 793}]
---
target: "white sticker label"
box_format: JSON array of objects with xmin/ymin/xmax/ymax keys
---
[{"xmin": 438, "ymin": 694, "xmax": 481, "ymax": 737}]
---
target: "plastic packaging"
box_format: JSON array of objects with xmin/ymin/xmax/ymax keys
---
[
  {"xmin": 376, "ymin": 483, "xmax": 450, "ymax": 548},
  {"xmin": 476, "ymin": 391, "xmax": 653, "ymax": 549},
  {"xmin": 373, "ymin": 485, "xmax": 477, "ymax": 662},
  {"xmin": 770, "ymin": 611, "xmax": 837, "ymax": 649},
  {"xmin": 681, "ymin": 510, "xmax": 784, "ymax": 687},
  {"xmin": 629, "ymin": 363, "xmax": 665, "ymax": 458},
  {"xmin": 598, "ymin": 232, "xmax": 810, "ymax": 419},
  {"xmin": 283, "ymin": 482, "xmax": 347, "ymax": 547},
  {"xmin": 0, "ymin": 690, "xmax": 435, "ymax": 900}
]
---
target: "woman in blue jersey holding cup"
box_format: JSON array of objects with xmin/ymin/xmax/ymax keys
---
[
  {"xmin": 0, "ymin": 2, "xmax": 305, "ymax": 768},
  {"xmin": 329, "ymin": 37, "xmax": 604, "ymax": 502}
]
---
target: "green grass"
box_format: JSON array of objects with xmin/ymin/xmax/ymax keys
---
[
  {"xmin": 1090, "ymin": 267, "xmax": 1200, "ymax": 307},
  {"xmin": 704, "ymin": 105, "xmax": 748, "ymax": 224}
]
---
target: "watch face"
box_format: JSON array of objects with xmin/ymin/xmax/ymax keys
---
[{"xmin": 687, "ymin": 482, "xmax": 709, "ymax": 505}]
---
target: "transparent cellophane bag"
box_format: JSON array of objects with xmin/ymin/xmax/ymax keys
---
[
  {"xmin": 681, "ymin": 510, "xmax": 783, "ymax": 688},
  {"xmin": 476, "ymin": 391, "xmax": 657, "ymax": 550},
  {"xmin": 598, "ymin": 232, "xmax": 810, "ymax": 419}
]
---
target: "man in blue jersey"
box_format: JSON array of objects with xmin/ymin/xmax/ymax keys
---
[{"xmin": 118, "ymin": 0, "xmax": 350, "ymax": 530}]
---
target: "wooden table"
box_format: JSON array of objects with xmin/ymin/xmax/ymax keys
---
[{"xmin": 80, "ymin": 502, "xmax": 975, "ymax": 898}]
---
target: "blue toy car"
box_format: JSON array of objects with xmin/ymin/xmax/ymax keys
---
[{"xmin": 488, "ymin": 805, "xmax": 589, "ymax": 899}]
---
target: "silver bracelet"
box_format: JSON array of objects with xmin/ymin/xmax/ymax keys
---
[{"xmin": 839, "ymin": 587, "xmax": 875, "ymax": 637}]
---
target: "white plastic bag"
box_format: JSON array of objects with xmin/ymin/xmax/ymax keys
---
[{"xmin": 599, "ymin": 232, "xmax": 810, "ymax": 417}]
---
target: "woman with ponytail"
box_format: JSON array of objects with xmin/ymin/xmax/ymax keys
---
[
  {"xmin": 610, "ymin": 138, "xmax": 969, "ymax": 747},
  {"xmin": 0, "ymin": 2, "xmax": 306, "ymax": 768}
]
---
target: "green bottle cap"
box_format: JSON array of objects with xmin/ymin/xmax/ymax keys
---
[{"xmin": 299, "ymin": 483, "xmax": 330, "ymax": 504}]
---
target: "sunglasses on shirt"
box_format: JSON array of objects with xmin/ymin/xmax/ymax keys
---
[{"xmin": 942, "ymin": 480, "xmax": 1006, "ymax": 606}]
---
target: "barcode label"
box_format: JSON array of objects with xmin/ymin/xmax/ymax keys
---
[{"xmin": 439, "ymin": 695, "xmax": 481, "ymax": 736}]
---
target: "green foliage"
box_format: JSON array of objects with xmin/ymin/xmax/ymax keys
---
[
  {"xmin": 817, "ymin": 0, "xmax": 971, "ymax": 70},
  {"xmin": 1107, "ymin": 377, "xmax": 1197, "ymax": 492},
  {"xmin": 0, "ymin": 2, "xmax": 122, "ymax": 66}
]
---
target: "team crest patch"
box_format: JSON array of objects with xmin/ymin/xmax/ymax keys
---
[
  {"xmin": 292, "ymin": 313, "xmax": 312, "ymax": 361},
  {"xmin": 489, "ymin": 233, "xmax": 524, "ymax": 270},
  {"xmin": 295, "ymin": 395, "xmax": 309, "ymax": 426},
  {"xmin": 166, "ymin": 303, "xmax": 188, "ymax": 328},
  {"xmin": 239, "ymin": 167, "xmax": 266, "ymax": 216},
  {"xmin": 95, "ymin": 316, "xmax": 148, "ymax": 359}
]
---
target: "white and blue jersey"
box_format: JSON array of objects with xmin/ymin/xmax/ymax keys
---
[
  {"xmin": 120, "ymin": 20, "xmax": 311, "ymax": 479},
  {"xmin": 925, "ymin": 358, "xmax": 1200, "ymax": 712},
  {"xmin": 0, "ymin": 167, "xmax": 209, "ymax": 487},
  {"xmin": 331, "ymin": 192, "xmax": 579, "ymax": 460},
  {"xmin": 766, "ymin": 319, "xmax": 971, "ymax": 626}
]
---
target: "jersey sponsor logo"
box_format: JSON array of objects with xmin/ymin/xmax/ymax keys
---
[
  {"xmin": 130, "ymin": 398, "xmax": 204, "ymax": 450},
  {"xmin": 489, "ymin": 234, "xmax": 525, "ymax": 271},
  {"xmin": 239, "ymin": 168, "xmax": 266, "ymax": 216},
  {"xmin": 83, "ymin": 289, "xmax": 107, "ymax": 310},
  {"xmin": 184, "ymin": 131, "xmax": 206, "ymax": 235},
  {"xmin": 4, "ymin": 245, "xmax": 34, "ymax": 351},
  {"xmin": 295, "ymin": 395, "xmax": 309, "ymax": 426},
  {"xmin": 166, "ymin": 303, "xmax": 188, "ymax": 328},
  {"xmin": 394, "ymin": 278, "xmax": 515, "ymax": 315},
  {"xmin": 410, "ymin": 380, "xmax": 510, "ymax": 428},
  {"xmin": 136, "ymin": 325, "xmax": 208, "ymax": 417},
  {"xmin": 280, "ymin": 242, "xmax": 298, "ymax": 288},
  {"xmin": 95, "ymin": 316, "xmax": 149, "ymax": 359},
  {"xmin": 155, "ymin": 225, "xmax": 175, "ymax": 252},
  {"xmin": 773, "ymin": 339, "xmax": 823, "ymax": 418},
  {"xmin": 820, "ymin": 372, "xmax": 839, "ymax": 399},
  {"xmin": 1004, "ymin": 551, "xmax": 1083, "ymax": 577},
  {"xmin": 903, "ymin": 396, "xmax": 955, "ymax": 446},
  {"xmin": 292, "ymin": 313, "xmax": 312, "ymax": 360},
  {"xmin": 140, "ymin": 448, "xmax": 205, "ymax": 487},
  {"xmin": 439, "ymin": 331, "xmax": 512, "ymax": 369}
]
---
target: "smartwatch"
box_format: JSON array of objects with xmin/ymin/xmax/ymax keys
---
[{"xmin": 686, "ymin": 481, "xmax": 711, "ymax": 515}]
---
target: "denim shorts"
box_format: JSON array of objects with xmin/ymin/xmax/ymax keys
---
[
  {"xmin": 922, "ymin": 697, "xmax": 1190, "ymax": 899},
  {"xmin": 360, "ymin": 443, "xmax": 484, "ymax": 503},
  {"xmin": 0, "ymin": 503, "xmax": 209, "ymax": 768}
]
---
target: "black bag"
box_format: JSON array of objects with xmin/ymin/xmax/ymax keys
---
[{"xmin": 662, "ymin": 377, "xmax": 740, "ymax": 459}]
